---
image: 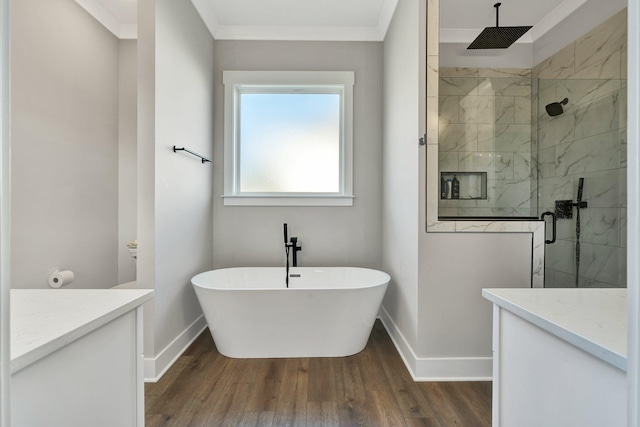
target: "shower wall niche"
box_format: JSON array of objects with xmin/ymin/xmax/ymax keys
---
[{"xmin": 438, "ymin": 68, "xmax": 536, "ymax": 218}]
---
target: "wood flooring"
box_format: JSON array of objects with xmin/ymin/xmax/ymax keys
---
[{"xmin": 145, "ymin": 320, "xmax": 492, "ymax": 427}]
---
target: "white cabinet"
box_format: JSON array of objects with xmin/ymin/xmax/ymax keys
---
[
  {"xmin": 11, "ymin": 290, "xmax": 153, "ymax": 427},
  {"xmin": 483, "ymin": 288, "xmax": 627, "ymax": 427}
]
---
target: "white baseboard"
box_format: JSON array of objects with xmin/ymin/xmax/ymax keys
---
[
  {"xmin": 378, "ymin": 306, "xmax": 492, "ymax": 381},
  {"xmin": 143, "ymin": 310, "xmax": 491, "ymax": 383},
  {"xmin": 144, "ymin": 314, "xmax": 207, "ymax": 382}
]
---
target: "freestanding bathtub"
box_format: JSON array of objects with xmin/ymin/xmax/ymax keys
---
[{"xmin": 191, "ymin": 267, "xmax": 390, "ymax": 358}]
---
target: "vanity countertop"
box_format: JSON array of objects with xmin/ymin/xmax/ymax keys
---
[
  {"xmin": 11, "ymin": 289, "xmax": 153, "ymax": 374},
  {"xmin": 482, "ymin": 288, "xmax": 627, "ymax": 371}
]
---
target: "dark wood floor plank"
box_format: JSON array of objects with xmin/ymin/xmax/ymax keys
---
[
  {"xmin": 306, "ymin": 402, "xmax": 323, "ymax": 427},
  {"xmin": 147, "ymin": 352, "xmax": 220, "ymax": 416},
  {"xmin": 420, "ymin": 382, "xmax": 490, "ymax": 427},
  {"xmin": 238, "ymin": 411, "xmax": 275, "ymax": 427},
  {"xmin": 182, "ymin": 329, "xmax": 216, "ymax": 357},
  {"xmin": 449, "ymin": 382, "xmax": 492, "ymax": 426},
  {"xmin": 273, "ymin": 358, "xmax": 309, "ymax": 427},
  {"xmin": 369, "ymin": 389, "xmax": 408, "ymax": 427},
  {"xmin": 185, "ymin": 357, "xmax": 250, "ymax": 427},
  {"xmin": 244, "ymin": 358, "xmax": 286, "ymax": 412},
  {"xmin": 306, "ymin": 402, "xmax": 339, "ymax": 427},
  {"xmin": 321, "ymin": 401, "xmax": 339, "ymax": 426},
  {"xmin": 307, "ymin": 357, "xmax": 337, "ymax": 403},
  {"xmin": 145, "ymin": 322, "xmax": 492, "ymax": 427},
  {"xmin": 334, "ymin": 355, "xmax": 372, "ymax": 426},
  {"xmin": 370, "ymin": 322, "xmax": 435, "ymax": 419},
  {"xmin": 205, "ymin": 358, "xmax": 261, "ymax": 426},
  {"xmin": 145, "ymin": 356, "xmax": 193, "ymax": 414},
  {"xmin": 159, "ymin": 353, "xmax": 230, "ymax": 427},
  {"xmin": 357, "ymin": 340, "xmax": 396, "ymax": 393},
  {"xmin": 404, "ymin": 417, "xmax": 443, "ymax": 427},
  {"xmin": 145, "ymin": 414, "xmax": 172, "ymax": 427}
]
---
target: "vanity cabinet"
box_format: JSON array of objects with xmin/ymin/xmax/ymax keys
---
[
  {"xmin": 11, "ymin": 289, "xmax": 153, "ymax": 427},
  {"xmin": 483, "ymin": 288, "xmax": 626, "ymax": 427}
]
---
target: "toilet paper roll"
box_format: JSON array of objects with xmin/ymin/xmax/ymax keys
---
[{"xmin": 48, "ymin": 270, "xmax": 75, "ymax": 288}]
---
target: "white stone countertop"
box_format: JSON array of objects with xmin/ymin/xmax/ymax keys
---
[
  {"xmin": 482, "ymin": 288, "xmax": 627, "ymax": 371},
  {"xmin": 11, "ymin": 289, "xmax": 153, "ymax": 374}
]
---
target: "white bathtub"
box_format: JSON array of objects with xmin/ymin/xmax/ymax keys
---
[{"xmin": 191, "ymin": 267, "xmax": 390, "ymax": 358}]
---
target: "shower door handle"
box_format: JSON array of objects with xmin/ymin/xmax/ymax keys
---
[{"xmin": 541, "ymin": 211, "xmax": 556, "ymax": 244}]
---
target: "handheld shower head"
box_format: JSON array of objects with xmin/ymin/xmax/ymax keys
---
[{"xmin": 545, "ymin": 98, "xmax": 569, "ymax": 117}]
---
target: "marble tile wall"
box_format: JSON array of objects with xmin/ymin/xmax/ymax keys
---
[
  {"xmin": 426, "ymin": 0, "xmax": 545, "ymax": 286},
  {"xmin": 438, "ymin": 67, "xmax": 535, "ymax": 218},
  {"xmin": 533, "ymin": 9, "xmax": 627, "ymax": 288}
]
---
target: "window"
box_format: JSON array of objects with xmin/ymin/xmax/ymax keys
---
[{"xmin": 223, "ymin": 71, "xmax": 355, "ymax": 206}]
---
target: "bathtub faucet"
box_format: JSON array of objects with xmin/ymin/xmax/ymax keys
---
[
  {"xmin": 284, "ymin": 223, "xmax": 302, "ymax": 288},
  {"xmin": 288, "ymin": 237, "xmax": 301, "ymax": 267},
  {"xmin": 283, "ymin": 223, "xmax": 302, "ymax": 268}
]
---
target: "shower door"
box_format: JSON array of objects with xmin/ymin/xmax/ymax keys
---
[{"xmin": 536, "ymin": 78, "xmax": 627, "ymax": 288}]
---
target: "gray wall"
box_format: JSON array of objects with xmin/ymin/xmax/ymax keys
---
[
  {"xmin": 118, "ymin": 40, "xmax": 137, "ymax": 284},
  {"xmin": 212, "ymin": 41, "xmax": 383, "ymax": 270},
  {"xmin": 138, "ymin": 0, "xmax": 215, "ymax": 358},
  {"xmin": 381, "ymin": 0, "xmax": 420, "ymax": 350},
  {"xmin": 382, "ymin": 0, "xmax": 534, "ymax": 378},
  {"xmin": 419, "ymin": 233, "xmax": 532, "ymax": 357},
  {"xmin": 1, "ymin": 0, "xmax": 10, "ymax": 421},
  {"xmin": 11, "ymin": 0, "xmax": 119, "ymax": 289}
]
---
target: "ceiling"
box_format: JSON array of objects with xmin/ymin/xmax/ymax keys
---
[
  {"xmin": 440, "ymin": 0, "xmax": 627, "ymax": 67},
  {"xmin": 441, "ymin": 0, "xmax": 562, "ymax": 44},
  {"xmin": 75, "ymin": 0, "xmax": 137, "ymax": 39},
  {"xmin": 190, "ymin": 0, "xmax": 399, "ymax": 41},
  {"xmin": 77, "ymin": 0, "xmax": 626, "ymax": 52}
]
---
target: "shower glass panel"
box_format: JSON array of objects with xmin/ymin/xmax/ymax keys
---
[
  {"xmin": 438, "ymin": 68, "xmax": 537, "ymax": 219},
  {"xmin": 536, "ymin": 78, "xmax": 627, "ymax": 288}
]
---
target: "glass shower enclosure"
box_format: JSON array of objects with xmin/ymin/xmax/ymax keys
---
[
  {"xmin": 437, "ymin": 71, "xmax": 627, "ymax": 288},
  {"xmin": 536, "ymin": 78, "xmax": 627, "ymax": 288}
]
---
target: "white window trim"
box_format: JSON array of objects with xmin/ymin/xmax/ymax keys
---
[{"xmin": 222, "ymin": 70, "xmax": 355, "ymax": 206}]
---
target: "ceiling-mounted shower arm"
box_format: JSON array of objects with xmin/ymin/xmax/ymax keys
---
[{"xmin": 494, "ymin": 2, "xmax": 501, "ymax": 27}]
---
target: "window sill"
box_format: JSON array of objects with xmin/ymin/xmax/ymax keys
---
[{"xmin": 222, "ymin": 194, "xmax": 354, "ymax": 207}]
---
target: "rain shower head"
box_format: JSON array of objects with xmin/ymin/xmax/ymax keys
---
[
  {"xmin": 467, "ymin": 3, "xmax": 532, "ymax": 50},
  {"xmin": 545, "ymin": 98, "xmax": 569, "ymax": 117}
]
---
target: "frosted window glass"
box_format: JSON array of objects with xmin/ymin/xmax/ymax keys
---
[{"xmin": 239, "ymin": 93, "xmax": 340, "ymax": 193}]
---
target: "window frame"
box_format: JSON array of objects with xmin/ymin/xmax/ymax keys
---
[{"xmin": 222, "ymin": 70, "xmax": 355, "ymax": 206}]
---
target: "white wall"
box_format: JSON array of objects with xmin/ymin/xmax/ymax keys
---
[
  {"xmin": 417, "ymin": 233, "xmax": 532, "ymax": 378},
  {"xmin": 381, "ymin": 0, "xmax": 536, "ymax": 380},
  {"xmin": 0, "ymin": 0, "xmax": 10, "ymax": 423},
  {"xmin": 118, "ymin": 40, "xmax": 137, "ymax": 284},
  {"xmin": 212, "ymin": 41, "xmax": 383, "ymax": 270},
  {"xmin": 10, "ymin": 0, "xmax": 119, "ymax": 289},
  {"xmin": 137, "ymin": 0, "xmax": 157, "ymax": 366},
  {"xmin": 381, "ymin": 0, "xmax": 421, "ymax": 352},
  {"xmin": 138, "ymin": 0, "xmax": 214, "ymax": 376}
]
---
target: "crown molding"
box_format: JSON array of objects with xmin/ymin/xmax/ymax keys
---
[
  {"xmin": 192, "ymin": 0, "xmax": 398, "ymax": 42},
  {"xmin": 190, "ymin": 0, "xmax": 220, "ymax": 39},
  {"xmin": 214, "ymin": 25, "xmax": 383, "ymax": 42},
  {"xmin": 74, "ymin": 0, "xmax": 137, "ymax": 39}
]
